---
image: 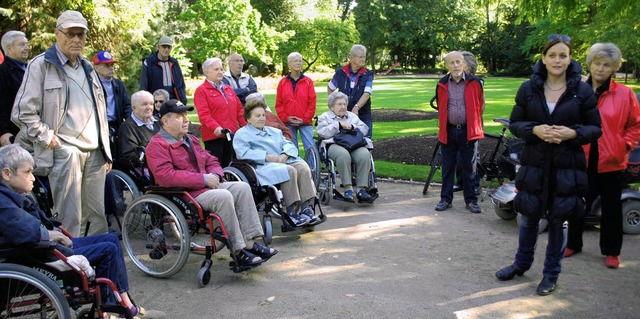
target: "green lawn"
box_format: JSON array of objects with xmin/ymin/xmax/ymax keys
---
[{"xmin": 188, "ymin": 77, "xmax": 640, "ymax": 181}]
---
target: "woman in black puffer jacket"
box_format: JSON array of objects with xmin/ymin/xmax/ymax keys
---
[{"xmin": 495, "ymin": 35, "xmax": 602, "ymax": 296}]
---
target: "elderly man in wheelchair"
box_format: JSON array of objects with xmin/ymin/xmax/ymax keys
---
[
  {"xmin": 314, "ymin": 91, "xmax": 378, "ymax": 204},
  {"xmin": 145, "ymin": 100, "xmax": 277, "ymax": 269},
  {"xmin": 0, "ymin": 144, "xmax": 162, "ymax": 318}
]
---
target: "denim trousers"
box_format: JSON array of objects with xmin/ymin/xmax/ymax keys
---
[
  {"xmin": 514, "ymin": 214, "xmax": 565, "ymax": 278},
  {"xmin": 440, "ymin": 126, "xmax": 478, "ymax": 204},
  {"xmin": 287, "ymin": 125, "xmax": 315, "ymax": 155},
  {"xmin": 72, "ymin": 233, "xmax": 129, "ymax": 300}
]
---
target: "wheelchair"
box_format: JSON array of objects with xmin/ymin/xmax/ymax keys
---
[
  {"xmin": 0, "ymin": 244, "xmax": 137, "ymax": 319},
  {"xmin": 222, "ymin": 160, "xmax": 327, "ymax": 245},
  {"xmin": 305, "ymin": 141, "xmax": 379, "ymax": 205},
  {"xmin": 121, "ymin": 185, "xmax": 260, "ymax": 288}
]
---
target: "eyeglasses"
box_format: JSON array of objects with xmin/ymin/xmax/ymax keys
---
[
  {"xmin": 154, "ymin": 100, "xmax": 165, "ymax": 104},
  {"xmin": 548, "ymin": 34, "xmax": 571, "ymax": 42},
  {"xmin": 232, "ymin": 59, "xmax": 245, "ymax": 63},
  {"xmin": 57, "ymin": 28, "xmax": 87, "ymax": 40}
]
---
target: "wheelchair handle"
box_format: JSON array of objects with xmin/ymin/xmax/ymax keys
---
[{"xmin": 221, "ymin": 128, "xmax": 232, "ymax": 142}]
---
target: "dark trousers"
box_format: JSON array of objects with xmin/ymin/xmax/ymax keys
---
[
  {"xmin": 204, "ymin": 138, "xmax": 235, "ymax": 168},
  {"xmin": 567, "ymin": 171, "xmax": 623, "ymax": 256},
  {"xmin": 514, "ymin": 215, "xmax": 565, "ymax": 278},
  {"xmin": 72, "ymin": 233, "xmax": 130, "ymax": 298},
  {"xmin": 440, "ymin": 126, "xmax": 478, "ymax": 204}
]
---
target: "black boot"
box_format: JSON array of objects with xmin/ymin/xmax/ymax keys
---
[
  {"xmin": 536, "ymin": 276, "xmax": 557, "ymax": 296},
  {"xmin": 495, "ymin": 265, "xmax": 525, "ymax": 281}
]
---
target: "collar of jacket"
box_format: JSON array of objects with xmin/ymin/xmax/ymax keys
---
[
  {"xmin": 43, "ymin": 44, "xmax": 95, "ymax": 79},
  {"xmin": 531, "ymin": 59, "xmax": 582, "ymax": 93},
  {"xmin": 438, "ymin": 72, "xmax": 480, "ymax": 86},
  {"xmin": 342, "ymin": 64, "xmax": 367, "ymax": 76}
]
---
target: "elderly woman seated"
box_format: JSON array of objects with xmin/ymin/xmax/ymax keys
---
[
  {"xmin": 317, "ymin": 91, "xmax": 374, "ymax": 203},
  {"xmin": 0, "ymin": 144, "xmax": 163, "ymax": 318},
  {"xmin": 233, "ymin": 98, "xmax": 318, "ymax": 227}
]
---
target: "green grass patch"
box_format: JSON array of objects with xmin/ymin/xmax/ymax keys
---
[{"xmin": 187, "ymin": 77, "xmax": 640, "ymax": 181}]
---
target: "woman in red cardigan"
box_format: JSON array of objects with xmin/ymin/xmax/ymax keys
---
[
  {"xmin": 194, "ymin": 57, "xmax": 247, "ymax": 167},
  {"xmin": 275, "ymin": 52, "xmax": 316, "ymax": 154}
]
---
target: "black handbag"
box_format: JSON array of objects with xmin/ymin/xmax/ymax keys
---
[{"xmin": 333, "ymin": 128, "xmax": 367, "ymax": 151}]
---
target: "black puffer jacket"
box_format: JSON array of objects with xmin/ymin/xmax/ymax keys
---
[{"xmin": 510, "ymin": 60, "xmax": 601, "ymax": 222}]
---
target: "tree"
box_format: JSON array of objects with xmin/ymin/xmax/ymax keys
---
[{"xmin": 180, "ymin": 0, "xmax": 287, "ymax": 72}]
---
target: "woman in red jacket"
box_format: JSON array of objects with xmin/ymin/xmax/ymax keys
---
[
  {"xmin": 275, "ymin": 52, "xmax": 316, "ymax": 154},
  {"xmin": 194, "ymin": 57, "xmax": 247, "ymax": 167},
  {"xmin": 565, "ymin": 43, "xmax": 640, "ymax": 268}
]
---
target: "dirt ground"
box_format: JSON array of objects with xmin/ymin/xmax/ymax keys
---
[{"xmin": 125, "ymin": 180, "xmax": 640, "ymax": 319}]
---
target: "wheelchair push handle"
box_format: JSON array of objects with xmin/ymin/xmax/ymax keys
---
[
  {"xmin": 493, "ymin": 118, "xmax": 510, "ymax": 127},
  {"xmin": 221, "ymin": 128, "xmax": 232, "ymax": 142}
]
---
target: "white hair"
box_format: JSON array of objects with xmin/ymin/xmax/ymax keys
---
[
  {"xmin": 202, "ymin": 57, "xmax": 222, "ymax": 74},
  {"xmin": 1, "ymin": 31, "xmax": 26, "ymax": 52},
  {"xmin": 287, "ymin": 52, "xmax": 302, "ymax": 63}
]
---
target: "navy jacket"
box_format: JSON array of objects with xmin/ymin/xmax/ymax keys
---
[
  {"xmin": 0, "ymin": 56, "xmax": 26, "ymax": 138},
  {"xmin": 510, "ymin": 60, "xmax": 601, "ymax": 222},
  {"xmin": 140, "ymin": 52, "xmax": 187, "ymax": 104},
  {"xmin": 0, "ymin": 183, "xmax": 54, "ymax": 250},
  {"xmin": 103, "ymin": 77, "xmax": 132, "ymax": 132},
  {"xmin": 329, "ymin": 65, "xmax": 373, "ymax": 121}
]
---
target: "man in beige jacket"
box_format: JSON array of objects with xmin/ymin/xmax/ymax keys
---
[{"xmin": 11, "ymin": 10, "xmax": 112, "ymax": 237}]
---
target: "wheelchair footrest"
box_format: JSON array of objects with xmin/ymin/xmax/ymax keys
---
[{"xmin": 228, "ymin": 261, "xmax": 257, "ymax": 273}]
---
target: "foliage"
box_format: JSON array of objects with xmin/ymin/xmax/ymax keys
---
[{"xmin": 180, "ymin": 0, "xmax": 287, "ymax": 69}]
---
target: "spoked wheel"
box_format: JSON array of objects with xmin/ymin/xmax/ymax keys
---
[
  {"xmin": 223, "ymin": 166, "xmax": 248, "ymax": 183},
  {"xmin": 305, "ymin": 146, "xmax": 321, "ymax": 189},
  {"xmin": 0, "ymin": 263, "xmax": 72, "ymax": 319},
  {"xmin": 109, "ymin": 169, "xmax": 141, "ymax": 232},
  {"xmin": 423, "ymin": 142, "xmax": 442, "ymax": 195},
  {"xmin": 122, "ymin": 194, "xmax": 190, "ymax": 278}
]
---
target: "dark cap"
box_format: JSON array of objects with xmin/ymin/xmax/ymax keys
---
[{"xmin": 159, "ymin": 99, "xmax": 194, "ymax": 117}]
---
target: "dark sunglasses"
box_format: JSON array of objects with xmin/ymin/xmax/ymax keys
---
[
  {"xmin": 548, "ymin": 34, "xmax": 571, "ymax": 42},
  {"xmin": 154, "ymin": 100, "xmax": 165, "ymax": 104}
]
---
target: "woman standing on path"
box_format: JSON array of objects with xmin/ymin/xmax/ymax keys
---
[{"xmin": 495, "ymin": 35, "xmax": 602, "ymax": 296}]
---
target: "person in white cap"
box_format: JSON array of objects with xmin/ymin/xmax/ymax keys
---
[
  {"xmin": 11, "ymin": 10, "xmax": 112, "ymax": 237},
  {"xmin": 140, "ymin": 36, "xmax": 187, "ymax": 105}
]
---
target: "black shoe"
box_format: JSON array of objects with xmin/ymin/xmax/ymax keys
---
[
  {"xmin": 248, "ymin": 242, "xmax": 278, "ymax": 260},
  {"xmin": 466, "ymin": 202, "xmax": 482, "ymax": 214},
  {"xmin": 357, "ymin": 189, "xmax": 373, "ymax": 203},
  {"xmin": 536, "ymin": 276, "xmax": 557, "ymax": 296},
  {"xmin": 435, "ymin": 201, "xmax": 452, "ymax": 211},
  {"xmin": 343, "ymin": 189, "xmax": 355, "ymax": 202},
  {"xmin": 495, "ymin": 265, "xmax": 525, "ymax": 281},
  {"xmin": 234, "ymin": 249, "xmax": 265, "ymax": 267}
]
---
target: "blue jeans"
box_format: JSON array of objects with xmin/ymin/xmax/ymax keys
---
[
  {"xmin": 72, "ymin": 233, "xmax": 130, "ymax": 294},
  {"xmin": 440, "ymin": 126, "xmax": 478, "ymax": 204},
  {"xmin": 288, "ymin": 124, "xmax": 315, "ymax": 154},
  {"xmin": 514, "ymin": 215, "xmax": 565, "ymax": 278}
]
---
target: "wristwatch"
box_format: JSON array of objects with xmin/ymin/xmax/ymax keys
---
[{"xmin": 353, "ymin": 104, "xmax": 359, "ymax": 110}]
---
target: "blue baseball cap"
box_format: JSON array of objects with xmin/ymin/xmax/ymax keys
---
[{"xmin": 92, "ymin": 51, "xmax": 118, "ymax": 65}]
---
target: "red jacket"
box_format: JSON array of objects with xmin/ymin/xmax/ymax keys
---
[
  {"xmin": 436, "ymin": 73, "xmax": 484, "ymax": 144},
  {"xmin": 584, "ymin": 79, "xmax": 640, "ymax": 173},
  {"xmin": 146, "ymin": 131, "xmax": 223, "ymax": 199},
  {"xmin": 194, "ymin": 80, "xmax": 247, "ymax": 142},
  {"xmin": 275, "ymin": 75, "xmax": 316, "ymax": 125}
]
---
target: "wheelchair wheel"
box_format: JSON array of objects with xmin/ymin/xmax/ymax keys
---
[
  {"xmin": 319, "ymin": 188, "xmax": 331, "ymax": 205},
  {"xmin": 305, "ymin": 146, "xmax": 321, "ymax": 189},
  {"xmin": 0, "ymin": 263, "xmax": 72, "ymax": 318},
  {"xmin": 263, "ymin": 215, "xmax": 273, "ymax": 245},
  {"xmin": 122, "ymin": 194, "xmax": 190, "ymax": 278},
  {"xmin": 223, "ymin": 166, "xmax": 249, "ymax": 183},
  {"xmin": 109, "ymin": 169, "xmax": 141, "ymax": 231},
  {"xmin": 197, "ymin": 267, "xmax": 211, "ymax": 288}
]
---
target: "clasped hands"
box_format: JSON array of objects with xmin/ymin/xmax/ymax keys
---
[
  {"xmin": 287, "ymin": 116, "xmax": 304, "ymax": 127},
  {"xmin": 533, "ymin": 124, "xmax": 577, "ymax": 144},
  {"xmin": 266, "ymin": 154, "xmax": 288, "ymax": 163}
]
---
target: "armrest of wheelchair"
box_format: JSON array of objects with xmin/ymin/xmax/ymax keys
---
[
  {"xmin": 147, "ymin": 185, "xmax": 186, "ymax": 192},
  {"xmin": 230, "ymin": 159, "xmax": 256, "ymax": 166},
  {"xmin": 0, "ymin": 242, "xmax": 58, "ymax": 259},
  {"xmin": 493, "ymin": 118, "xmax": 510, "ymax": 127}
]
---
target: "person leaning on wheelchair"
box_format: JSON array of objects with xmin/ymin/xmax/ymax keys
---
[
  {"xmin": 0, "ymin": 144, "xmax": 162, "ymax": 318},
  {"xmin": 145, "ymin": 99, "xmax": 277, "ymax": 268},
  {"xmin": 317, "ymin": 91, "xmax": 374, "ymax": 203},
  {"xmin": 233, "ymin": 98, "xmax": 319, "ymax": 227}
]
